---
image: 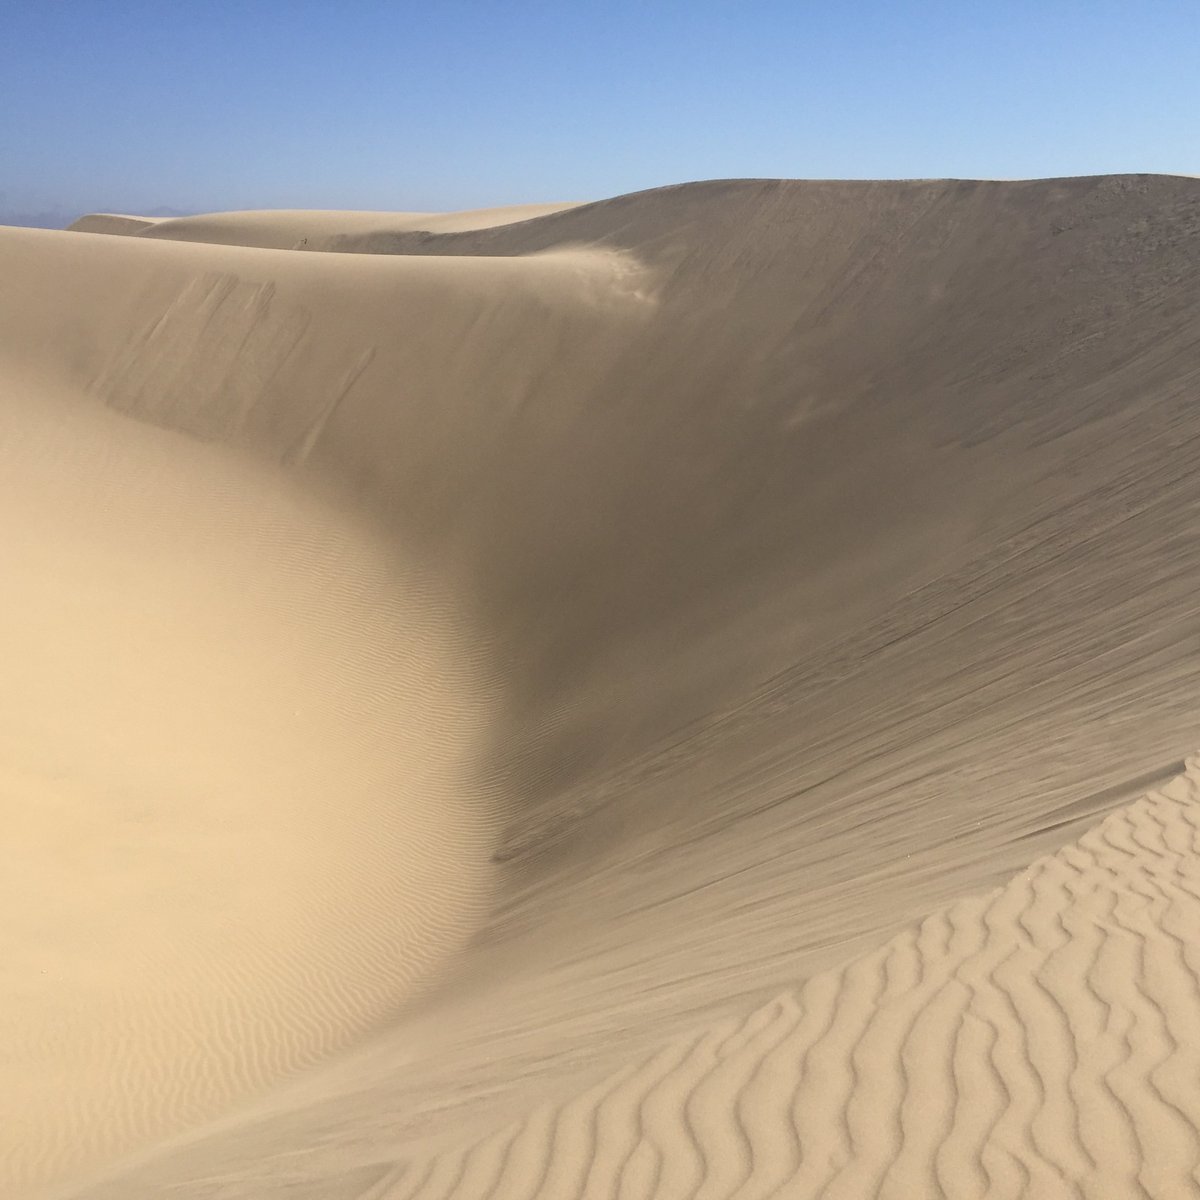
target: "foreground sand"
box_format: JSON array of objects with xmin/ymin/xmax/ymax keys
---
[
  {"xmin": 67, "ymin": 202, "xmax": 583, "ymax": 247},
  {"xmin": 364, "ymin": 757, "xmax": 1200, "ymax": 1200},
  {"xmin": 1, "ymin": 176, "xmax": 1198, "ymax": 1197}
]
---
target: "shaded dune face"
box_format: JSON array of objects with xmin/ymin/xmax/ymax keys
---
[
  {"xmin": 0, "ymin": 388, "xmax": 498, "ymax": 1190},
  {"xmin": 1, "ymin": 175, "xmax": 1199, "ymax": 1197}
]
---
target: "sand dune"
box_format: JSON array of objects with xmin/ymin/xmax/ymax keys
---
[{"xmin": 2, "ymin": 174, "xmax": 1199, "ymax": 1197}]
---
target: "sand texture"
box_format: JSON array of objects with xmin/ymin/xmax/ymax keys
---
[
  {"xmin": 1, "ymin": 175, "xmax": 1198, "ymax": 1198},
  {"xmin": 361, "ymin": 758, "xmax": 1200, "ymax": 1200}
]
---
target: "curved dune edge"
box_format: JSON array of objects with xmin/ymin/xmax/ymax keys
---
[
  {"xmin": 67, "ymin": 203, "xmax": 584, "ymax": 249},
  {"xmin": 0, "ymin": 375, "xmax": 505, "ymax": 1197},
  {"xmin": 358, "ymin": 754, "xmax": 1200, "ymax": 1200}
]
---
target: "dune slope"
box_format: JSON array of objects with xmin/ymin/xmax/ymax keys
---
[{"xmin": 0, "ymin": 174, "xmax": 1198, "ymax": 1197}]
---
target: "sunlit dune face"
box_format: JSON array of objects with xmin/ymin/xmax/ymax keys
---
[{"xmin": 0, "ymin": 385, "xmax": 498, "ymax": 1189}]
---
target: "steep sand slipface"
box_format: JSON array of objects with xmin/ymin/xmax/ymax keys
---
[{"xmin": 1, "ymin": 176, "xmax": 1199, "ymax": 1197}]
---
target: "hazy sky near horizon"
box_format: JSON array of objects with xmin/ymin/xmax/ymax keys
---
[{"xmin": 2, "ymin": 0, "xmax": 1197, "ymax": 224}]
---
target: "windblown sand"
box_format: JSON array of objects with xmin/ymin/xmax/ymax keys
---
[{"xmin": 1, "ymin": 177, "xmax": 1198, "ymax": 1198}]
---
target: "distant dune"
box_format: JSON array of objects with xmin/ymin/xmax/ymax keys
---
[
  {"xmin": 365, "ymin": 757, "xmax": 1200, "ymax": 1200},
  {"xmin": 1, "ymin": 175, "xmax": 1199, "ymax": 1198},
  {"xmin": 67, "ymin": 202, "xmax": 583, "ymax": 249},
  {"xmin": 63, "ymin": 213, "xmax": 167, "ymax": 236}
]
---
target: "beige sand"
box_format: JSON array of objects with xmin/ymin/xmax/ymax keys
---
[{"xmin": 0, "ymin": 175, "xmax": 1198, "ymax": 1198}]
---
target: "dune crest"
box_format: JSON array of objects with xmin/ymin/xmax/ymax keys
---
[
  {"xmin": 67, "ymin": 202, "xmax": 584, "ymax": 249},
  {"xmin": 0, "ymin": 376, "xmax": 500, "ymax": 1192},
  {"xmin": 66, "ymin": 214, "xmax": 166, "ymax": 236}
]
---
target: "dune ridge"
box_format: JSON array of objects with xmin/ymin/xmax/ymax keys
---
[{"xmin": 66, "ymin": 213, "xmax": 166, "ymax": 236}]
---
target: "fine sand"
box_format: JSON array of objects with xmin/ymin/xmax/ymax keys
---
[{"xmin": 1, "ymin": 176, "xmax": 1198, "ymax": 1198}]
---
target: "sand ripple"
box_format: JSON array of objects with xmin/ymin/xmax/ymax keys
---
[{"xmin": 375, "ymin": 758, "xmax": 1200, "ymax": 1199}]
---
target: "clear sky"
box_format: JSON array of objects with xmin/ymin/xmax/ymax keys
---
[{"xmin": 2, "ymin": 0, "xmax": 1197, "ymax": 226}]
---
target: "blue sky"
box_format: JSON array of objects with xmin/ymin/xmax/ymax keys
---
[{"xmin": 2, "ymin": 0, "xmax": 1197, "ymax": 225}]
